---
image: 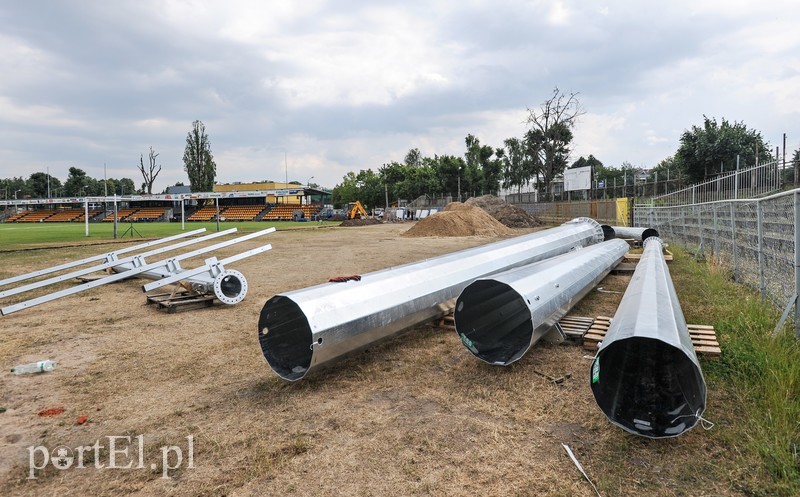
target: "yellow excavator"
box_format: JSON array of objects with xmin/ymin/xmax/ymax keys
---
[{"xmin": 346, "ymin": 201, "xmax": 368, "ymax": 219}]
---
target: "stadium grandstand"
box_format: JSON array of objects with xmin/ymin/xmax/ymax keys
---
[{"xmin": 0, "ymin": 182, "xmax": 331, "ymax": 224}]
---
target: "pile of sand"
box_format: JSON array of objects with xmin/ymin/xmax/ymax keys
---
[
  {"xmin": 403, "ymin": 203, "xmax": 512, "ymax": 237},
  {"xmin": 340, "ymin": 218, "xmax": 382, "ymax": 227},
  {"xmin": 465, "ymin": 195, "xmax": 541, "ymax": 228}
]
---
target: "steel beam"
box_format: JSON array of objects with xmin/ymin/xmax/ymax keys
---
[
  {"xmin": 0, "ymin": 228, "xmax": 207, "ymax": 287},
  {"xmin": 455, "ymin": 239, "xmax": 629, "ymax": 365},
  {"xmin": 0, "ymin": 228, "xmax": 238, "ymax": 299},
  {"xmin": 590, "ymin": 237, "xmax": 706, "ymax": 438},
  {"xmin": 1, "ymin": 228, "xmax": 275, "ymax": 315},
  {"xmin": 258, "ymin": 218, "xmax": 608, "ymax": 381},
  {"xmin": 136, "ymin": 242, "xmax": 274, "ymax": 305},
  {"xmin": 601, "ymin": 225, "xmax": 659, "ymax": 242}
]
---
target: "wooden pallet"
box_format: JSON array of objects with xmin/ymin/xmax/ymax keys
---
[
  {"xmin": 583, "ymin": 316, "xmax": 721, "ymax": 358},
  {"xmin": 437, "ymin": 313, "xmax": 595, "ymax": 340},
  {"xmin": 438, "ymin": 314, "xmax": 456, "ymax": 328},
  {"xmin": 611, "ymin": 262, "xmax": 638, "ymax": 273},
  {"xmin": 145, "ymin": 291, "xmax": 216, "ymax": 313},
  {"xmin": 558, "ymin": 315, "xmax": 596, "ymax": 340},
  {"xmin": 623, "ymin": 249, "xmax": 673, "ymax": 262}
]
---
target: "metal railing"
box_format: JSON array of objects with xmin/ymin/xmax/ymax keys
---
[
  {"xmin": 649, "ymin": 160, "xmax": 783, "ymax": 207},
  {"xmin": 634, "ymin": 189, "xmax": 800, "ymax": 337}
]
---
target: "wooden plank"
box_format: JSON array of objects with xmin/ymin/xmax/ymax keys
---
[
  {"xmin": 582, "ymin": 316, "xmax": 720, "ymax": 357},
  {"xmin": 689, "ymin": 324, "xmax": 715, "ymax": 331},
  {"xmin": 560, "ymin": 316, "xmax": 594, "ymax": 323},
  {"xmin": 612, "ymin": 262, "xmax": 638, "ymax": 272},
  {"xmin": 624, "ymin": 253, "xmax": 673, "ymax": 261},
  {"xmin": 689, "ymin": 330, "xmax": 718, "ymax": 337}
]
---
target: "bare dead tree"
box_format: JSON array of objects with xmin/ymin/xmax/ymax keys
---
[
  {"xmin": 138, "ymin": 146, "xmax": 162, "ymax": 194},
  {"xmin": 524, "ymin": 87, "xmax": 585, "ymax": 198}
]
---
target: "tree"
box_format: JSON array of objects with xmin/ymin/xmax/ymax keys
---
[
  {"xmin": 332, "ymin": 171, "xmax": 359, "ymax": 208},
  {"xmin": 570, "ymin": 154, "xmax": 603, "ymax": 171},
  {"xmin": 404, "ymin": 148, "xmax": 422, "ymax": 168},
  {"xmin": 788, "ymin": 148, "xmax": 800, "ymax": 185},
  {"xmin": 116, "ymin": 177, "xmax": 136, "ymax": 196},
  {"xmin": 64, "ymin": 167, "xmax": 90, "ymax": 196},
  {"xmin": 465, "ymin": 134, "xmax": 500, "ymax": 194},
  {"xmin": 674, "ymin": 116, "xmax": 770, "ymax": 183},
  {"xmin": 1, "ymin": 176, "xmax": 27, "ymax": 199},
  {"xmin": 524, "ymin": 87, "xmax": 584, "ymax": 197},
  {"xmin": 331, "ymin": 169, "xmax": 383, "ymax": 208},
  {"xmin": 183, "ymin": 120, "xmax": 217, "ymax": 192},
  {"xmin": 27, "ymin": 172, "xmax": 62, "ymax": 198},
  {"xmin": 428, "ymin": 154, "xmax": 467, "ymax": 196},
  {"xmin": 138, "ymin": 146, "xmax": 162, "ymax": 194},
  {"xmin": 501, "ymin": 137, "xmax": 529, "ymax": 193}
]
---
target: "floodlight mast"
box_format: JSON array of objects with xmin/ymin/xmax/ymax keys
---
[{"xmin": 0, "ymin": 228, "xmax": 276, "ymax": 316}]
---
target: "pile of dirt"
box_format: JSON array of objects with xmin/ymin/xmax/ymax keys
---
[
  {"xmin": 403, "ymin": 203, "xmax": 512, "ymax": 237},
  {"xmin": 340, "ymin": 218, "xmax": 382, "ymax": 227},
  {"xmin": 465, "ymin": 195, "xmax": 541, "ymax": 228}
]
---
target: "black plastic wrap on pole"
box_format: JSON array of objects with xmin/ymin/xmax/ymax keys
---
[{"xmin": 590, "ymin": 237, "xmax": 706, "ymax": 438}]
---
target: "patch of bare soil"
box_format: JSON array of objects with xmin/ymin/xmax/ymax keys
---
[
  {"xmin": 403, "ymin": 203, "xmax": 512, "ymax": 237},
  {"xmin": 0, "ymin": 225, "xmax": 755, "ymax": 496},
  {"xmin": 465, "ymin": 194, "xmax": 541, "ymax": 228},
  {"xmin": 339, "ymin": 218, "xmax": 381, "ymax": 227}
]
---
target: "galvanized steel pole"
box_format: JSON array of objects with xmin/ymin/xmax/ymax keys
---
[
  {"xmin": 590, "ymin": 237, "xmax": 706, "ymax": 438},
  {"xmin": 455, "ymin": 239, "xmax": 629, "ymax": 366},
  {"xmin": 259, "ymin": 218, "xmax": 608, "ymax": 381},
  {"xmin": 602, "ymin": 225, "xmax": 659, "ymax": 242}
]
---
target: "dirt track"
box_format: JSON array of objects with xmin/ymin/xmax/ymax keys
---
[{"xmin": 0, "ymin": 223, "xmax": 737, "ymax": 496}]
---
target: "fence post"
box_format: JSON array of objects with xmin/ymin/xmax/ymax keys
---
[
  {"xmin": 713, "ymin": 203, "xmax": 719, "ymax": 264},
  {"xmin": 683, "ymin": 206, "xmax": 689, "ymax": 245},
  {"xmin": 735, "ymin": 155, "xmax": 740, "ymax": 199},
  {"xmin": 757, "ymin": 201, "xmax": 766, "ymax": 303},
  {"xmin": 731, "ymin": 202, "xmax": 737, "ymax": 282},
  {"xmin": 795, "ymin": 191, "xmax": 800, "ymax": 337},
  {"xmin": 698, "ymin": 204, "xmax": 704, "ymax": 254}
]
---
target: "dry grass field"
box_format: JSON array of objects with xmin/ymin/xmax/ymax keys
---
[{"xmin": 0, "ymin": 223, "xmax": 778, "ymax": 496}]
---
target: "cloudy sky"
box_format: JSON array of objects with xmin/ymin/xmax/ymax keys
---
[{"xmin": 1, "ymin": 1, "xmax": 798, "ymax": 193}]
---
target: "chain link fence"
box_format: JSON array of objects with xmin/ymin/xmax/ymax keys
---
[{"xmin": 635, "ymin": 189, "xmax": 800, "ymax": 336}]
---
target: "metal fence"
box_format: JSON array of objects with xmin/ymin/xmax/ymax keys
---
[
  {"xmin": 650, "ymin": 160, "xmax": 783, "ymax": 206},
  {"xmin": 634, "ymin": 189, "xmax": 800, "ymax": 336},
  {"xmin": 507, "ymin": 197, "xmax": 621, "ymax": 225}
]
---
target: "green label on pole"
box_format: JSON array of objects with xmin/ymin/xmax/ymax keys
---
[
  {"xmin": 460, "ymin": 333, "xmax": 478, "ymax": 353},
  {"xmin": 591, "ymin": 357, "xmax": 600, "ymax": 383}
]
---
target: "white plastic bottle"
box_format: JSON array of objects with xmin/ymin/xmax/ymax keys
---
[{"xmin": 11, "ymin": 360, "xmax": 56, "ymax": 375}]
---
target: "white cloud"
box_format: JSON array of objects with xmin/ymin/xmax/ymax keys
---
[
  {"xmin": 547, "ymin": 2, "xmax": 571, "ymax": 25},
  {"xmin": 1, "ymin": 0, "xmax": 799, "ymax": 192}
]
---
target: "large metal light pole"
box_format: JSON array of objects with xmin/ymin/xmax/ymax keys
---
[
  {"xmin": 258, "ymin": 218, "xmax": 609, "ymax": 381},
  {"xmin": 590, "ymin": 237, "xmax": 706, "ymax": 438},
  {"xmin": 457, "ymin": 166, "xmax": 462, "ymax": 202}
]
